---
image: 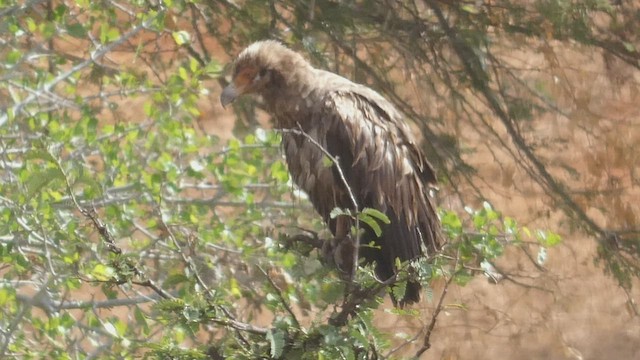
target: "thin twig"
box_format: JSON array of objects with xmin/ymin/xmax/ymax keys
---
[
  {"xmin": 328, "ymin": 256, "xmax": 436, "ymax": 327},
  {"xmin": 257, "ymin": 266, "xmax": 301, "ymax": 329},
  {"xmin": 415, "ymin": 251, "xmax": 459, "ymax": 357},
  {"xmin": 488, "ymin": 260, "xmax": 554, "ymax": 294},
  {"xmin": 0, "ymin": 277, "xmax": 53, "ymax": 356},
  {"xmin": 209, "ymin": 318, "xmax": 269, "ymax": 335},
  {"xmin": 424, "ymin": 0, "xmax": 605, "ymax": 239},
  {"xmin": 1, "ymin": 14, "xmax": 156, "ymax": 126},
  {"xmin": 279, "ymin": 126, "xmax": 358, "ymax": 212},
  {"xmin": 622, "ymin": 286, "xmax": 639, "ymax": 317},
  {"xmin": 154, "ymin": 207, "xmax": 215, "ymax": 298},
  {"xmin": 16, "ymin": 293, "xmax": 159, "ymax": 312},
  {"xmin": 51, "ymin": 150, "xmax": 174, "ymax": 300}
]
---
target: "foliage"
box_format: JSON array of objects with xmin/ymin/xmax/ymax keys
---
[{"xmin": 0, "ymin": 0, "xmax": 637, "ymax": 358}]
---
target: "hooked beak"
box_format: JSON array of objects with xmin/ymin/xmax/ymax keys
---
[{"xmin": 220, "ymin": 83, "xmax": 239, "ymax": 108}]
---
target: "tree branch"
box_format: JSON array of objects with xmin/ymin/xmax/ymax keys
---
[
  {"xmin": 415, "ymin": 249, "xmax": 459, "ymax": 357},
  {"xmin": 424, "ymin": 0, "xmax": 605, "ymax": 239},
  {"xmin": 1, "ymin": 13, "xmax": 157, "ymax": 126}
]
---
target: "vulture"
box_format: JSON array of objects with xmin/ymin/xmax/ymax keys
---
[{"xmin": 221, "ymin": 40, "xmax": 442, "ymax": 305}]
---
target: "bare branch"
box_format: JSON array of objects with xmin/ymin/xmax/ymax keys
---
[
  {"xmin": 257, "ymin": 266, "xmax": 301, "ymax": 329},
  {"xmin": 210, "ymin": 318, "xmax": 269, "ymax": 335},
  {"xmin": 51, "ymin": 149, "xmax": 174, "ymax": 300},
  {"xmin": 1, "ymin": 14, "xmax": 157, "ymax": 126},
  {"xmin": 16, "ymin": 293, "xmax": 159, "ymax": 311},
  {"xmin": 415, "ymin": 250, "xmax": 459, "ymax": 357}
]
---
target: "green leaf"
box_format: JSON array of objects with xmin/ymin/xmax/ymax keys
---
[
  {"xmin": 537, "ymin": 230, "xmax": 562, "ymax": 247},
  {"xmin": 391, "ymin": 279, "xmax": 407, "ymax": 300},
  {"xmin": 424, "ymin": 285, "xmax": 433, "ymax": 302},
  {"xmin": 440, "ymin": 210, "xmax": 462, "ymax": 234},
  {"xmin": 189, "ymin": 159, "xmax": 204, "ymax": 172},
  {"xmin": 100, "ymin": 24, "xmax": 120, "ymax": 43},
  {"xmin": 134, "ymin": 307, "xmax": 150, "ymax": 336},
  {"xmin": 461, "ymin": 4, "xmax": 480, "ymax": 14},
  {"xmin": 66, "ymin": 23, "xmax": 86, "ymax": 38},
  {"xmin": 623, "ymin": 41, "xmax": 636, "ymax": 52},
  {"xmin": 267, "ymin": 329, "xmax": 285, "ymax": 358},
  {"xmin": 24, "ymin": 168, "xmax": 65, "ymax": 198},
  {"xmin": 358, "ymin": 213, "xmax": 383, "ymax": 237},
  {"xmin": 330, "ymin": 207, "xmax": 350, "ymax": 219},
  {"xmin": 322, "ymin": 155, "xmax": 333, "ymax": 167},
  {"xmin": 270, "ymin": 161, "xmax": 289, "ymax": 182},
  {"xmin": 26, "ymin": 17, "xmax": 37, "ymax": 32},
  {"xmin": 361, "ymin": 208, "xmax": 390, "ymax": 224},
  {"xmin": 25, "ymin": 149, "xmax": 58, "ymax": 163},
  {"xmin": 171, "ymin": 30, "xmax": 191, "ymax": 46},
  {"xmin": 182, "ymin": 306, "xmax": 201, "ymax": 322},
  {"xmin": 178, "ymin": 66, "xmax": 188, "ymax": 80},
  {"xmin": 204, "ymin": 61, "xmax": 222, "ymax": 76},
  {"xmin": 103, "ymin": 321, "xmax": 118, "ymax": 338},
  {"xmin": 75, "ymin": 172, "xmax": 103, "ymax": 198},
  {"xmin": 6, "ymin": 49, "xmax": 22, "ymax": 64},
  {"xmin": 91, "ymin": 264, "xmax": 115, "ymax": 281}
]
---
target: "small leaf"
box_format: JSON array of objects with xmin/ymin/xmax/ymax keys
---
[
  {"xmin": 330, "ymin": 207, "xmax": 350, "ymax": 219},
  {"xmin": 358, "ymin": 213, "xmax": 383, "ymax": 237},
  {"xmin": 100, "ymin": 24, "xmax": 120, "ymax": 43},
  {"xmin": 362, "ymin": 208, "xmax": 390, "ymax": 224},
  {"xmin": 91, "ymin": 264, "xmax": 115, "ymax": 281},
  {"xmin": 75, "ymin": 172, "xmax": 103, "ymax": 198},
  {"xmin": 537, "ymin": 247, "xmax": 547, "ymax": 266},
  {"xmin": 270, "ymin": 161, "xmax": 289, "ymax": 182},
  {"xmin": 322, "ymin": 155, "xmax": 333, "ymax": 167},
  {"xmin": 182, "ymin": 305, "xmax": 201, "ymax": 322},
  {"xmin": 24, "ymin": 168, "xmax": 64, "ymax": 198},
  {"xmin": 178, "ymin": 66, "xmax": 188, "ymax": 80},
  {"xmin": 6, "ymin": 49, "xmax": 22, "ymax": 64},
  {"xmin": 461, "ymin": 4, "xmax": 480, "ymax": 14},
  {"xmin": 66, "ymin": 23, "xmax": 86, "ymax": 38},
  {"xmin": 546, "ymin": 232, "xmax": 562, "ymax": 246},
  {"xmin": 103, "ymin": 322, "xmax": 118, "ymax": 338},
  {"xmin": 228, "ymin": 277, "xmax": 241, "ymax": 297},
  {"xmin": 623, "ymin": 41, "xmax": 636, "ymax": 52},
  {"xmin": 536, "ymin": 230, "xmax": 561, "ymax": 247},
  {"xmin": 189, "ymin": 159, "xmax": 204, "ymax": 172},
  {"xmin": 172, "ymin": 30, "xmax": 191, "ymax": 46},
  {"xmin": 424, "ymin": 285, "xmax": 433, "ymax": 302},
  {"xmin": 391, "ymin": 280, "xmax": 407, "ymax": 300},
  {"xmin": 267, "ymin": 329, "xmax": 285, "ymax": 358},
  {"xmin": 204, "ymin": 61, "xmax": 222, "ymax": 76}
]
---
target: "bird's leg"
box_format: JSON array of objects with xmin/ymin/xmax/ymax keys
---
[{"xmin": 325, "ymin": 215, "xmax": 356, "ymax": 284}]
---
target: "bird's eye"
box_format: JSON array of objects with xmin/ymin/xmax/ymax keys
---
[{"xmin": 253, "ymin": 68, "xmax": 268, "ymax": 84}]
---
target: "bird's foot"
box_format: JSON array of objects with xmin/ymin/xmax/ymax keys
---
[{"xmin": 322, "ymin": 235, "xmax": 356, "ymax": 282}]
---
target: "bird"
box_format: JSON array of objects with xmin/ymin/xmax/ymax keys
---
[{"xmin": 220, "ymin": 40, "xmax": 442, "ymax": 305}]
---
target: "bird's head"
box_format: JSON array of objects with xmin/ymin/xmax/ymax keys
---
[{"xmin": 220, "ymin": 40, "xmax": 311, "ymax": 107}]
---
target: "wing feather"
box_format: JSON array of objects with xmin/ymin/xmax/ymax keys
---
[
  {"xmin": 280, "ymin": 81, "xmax": 441, "ymax": 305},
  {"xmin": 316, "ymin": 90, "xmax": 442, "ymax": 301}
]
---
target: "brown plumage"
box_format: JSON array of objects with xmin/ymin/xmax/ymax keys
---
[{"xmin": 221, "ymin": 40, "xmax": 443, "ymax": 305}]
